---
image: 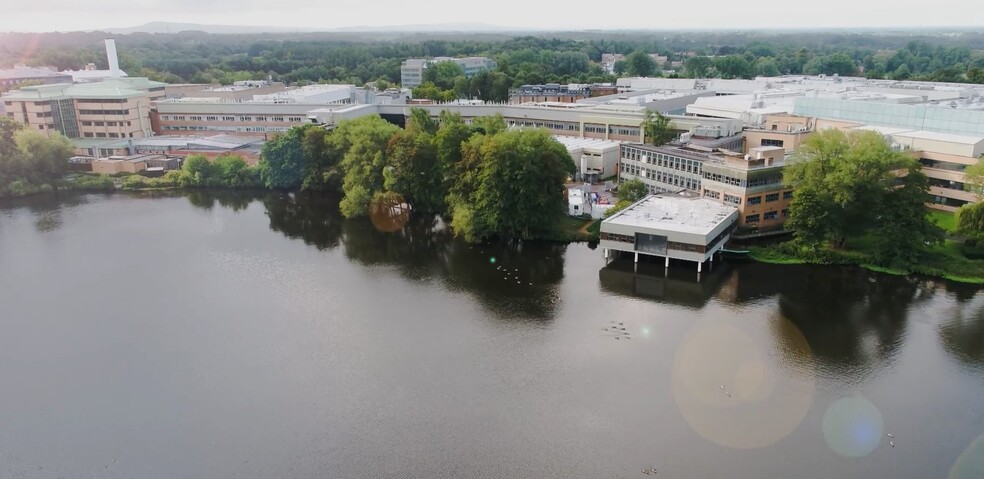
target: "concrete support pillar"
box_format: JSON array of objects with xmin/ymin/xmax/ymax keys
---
[
  {"xmin": 634, "ymin": 252, "xmax": 639, "ymax": 263},
  {"xmin": 604, "ymin": 248, "xmax": 608, "ymax": 259},
  {"xmin": 697, "ymin": 261, "xmax": 702, "ymax": 273},
  {"xmin": 665, "ymin": 256, "xmax": 670, "ymax": 268}
]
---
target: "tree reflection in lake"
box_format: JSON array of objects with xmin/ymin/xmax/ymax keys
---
[
  {"xmin": 939, "ymin": 294, "xmax": 984, "ymax": 373},
  {"xmin": 257, "ymin": 190, "xmax": 566, "ymax": 321}
]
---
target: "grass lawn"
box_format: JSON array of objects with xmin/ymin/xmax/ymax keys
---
[
  {"xmin": 749, "ymin": 237, "xmax": 984, "ymax": 284},
  {"xmin": 553, "ymin": 216, "xmax": 595, "ymax": 242},
  {"xmin": 927, "ymin": 209, "xmax": 958, "ymax": 235}
]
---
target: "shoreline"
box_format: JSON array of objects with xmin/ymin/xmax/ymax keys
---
[{"xmin": 747, "ymin": 245, "xmax": 984, "ymax": 285}]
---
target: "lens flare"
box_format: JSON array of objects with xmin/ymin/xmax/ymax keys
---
[
  {"xmin": 822, "ymin": 397, "xmax": 884, "ymax": 458},
  {"xmin": 489, "ymin": 257, "xmax": 497, "ymax": 264},
  {"xmin": 949, "ymin": 432, "xmax": 984, "ymax": 479},
  {"xmin": 368, "ymin": 193, "xmax": 410, "ymax": 233},
  {"xmin": 672, "ymin": 319, "xmax": 815, "ymax": 449}
]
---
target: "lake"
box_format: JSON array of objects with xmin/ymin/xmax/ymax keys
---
[{"xmin": 1, "ymin": 190, "xmax": 983, "ymax": 479}]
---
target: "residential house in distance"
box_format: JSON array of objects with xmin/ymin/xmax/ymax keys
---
[{"xmin": 400, "ymin": 56, "xmax": 497, "ymax": 87}]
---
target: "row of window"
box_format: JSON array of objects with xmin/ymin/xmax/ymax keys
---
[
  {"xmin": 760, "ymin": 139, "xmax": 785, "ymax": 147},
  {"xmin": 160, "ymin": 125, "xmax": 291, "ymax": 133},
  {"xmin": 161, "ymin": 115, "xmax": 300, "ymax": 123},
  {"xmin": 600, "ymin": 232, "xmax": 633, "ymax": 243},
  {"xmin": 509, "ymin": 120, "xmax": 577, "ymax": 131},
  {"xmin": 82, "ymin": 132, "xmax": 131, "ymax": 138},
  {"xmin": 81, "ymin": 120, "xmax": 131, "ymax": 127},
  {"xmin": 78, "ymin": 109, "xmax": 129, "ymax": 116},
  {"xmin": 77, "ymin": 98, "xmax": 126, "ymax": 104},
  {"xmin": 702, "ymin": 171, "xmax": 743, "ymax": 187},
  {"xmin": 745, "ymin": 210, "xmax": 789, "ymax": 223}
]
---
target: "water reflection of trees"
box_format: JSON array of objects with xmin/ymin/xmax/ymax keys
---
[
  {"xmin": 258, "ymin": 191, "xmax": 566, "ymax": 321},
  {"xmin": 0, "ymin": 191, "xmax": 92, "ymax": 233},
  {"xmin": 939, "ymin": 297, "xmax": 984, "ymax": 373},
  {"xmin": 734, "ymin": 263, "xmax": 934, "ymax": 381},
  {"xmin": 262, "ymin": 192, "xmax": 343, "ymax": 251}
]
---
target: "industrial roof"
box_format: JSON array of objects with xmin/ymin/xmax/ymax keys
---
[
  {"xmin": 603, "ymin": 195, "xmax": 738, "ymax": 236},
  {"xmin": 551, "ymin": 135, "xmax": 621, "ymax": 151},
  {"xmin": 1, "ymin": 77, "xmax": 165, "ymax": 100},
  {"xmin": 0, "ymin": 66, "xmax": 68, "ymax": 79}
]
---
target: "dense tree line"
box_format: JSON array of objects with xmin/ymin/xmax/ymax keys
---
[
  {"xmin": 3, "ymin": 31, "xmax": 982, "ymax": 93},
  {"xmin": 257, "ymin": 110, "xmax": 576, "ymax": 242}
]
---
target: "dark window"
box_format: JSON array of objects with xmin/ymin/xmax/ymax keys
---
[
  {"xmin": 764, "ymin": 211, "xmax": 779, "ymax": 220},
  {"xmin": 747, "ymin": 196, "xmax": 762, "ymax": 205},
  {"xmin": 761, "ymin": 139, "xmax": 784, "ymax": 147},
  {"xmin": 765, "ymin": 193, "xmax": 780, "ymax": 202},
  {"xmin": 783, "ymin": 191, "xmax": 793, "ymax": 199},
  {"xmin": 745, "ymin": 214, "xmax": 760, "ymax": 223},
  {"xmin": 781, "ymin": 209, "xmax": 789, "ymax": 218}
]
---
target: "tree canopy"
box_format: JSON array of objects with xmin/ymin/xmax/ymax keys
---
[{"xmin": 783, "ymin": 129, "xmax": 942, "ymax": 265}]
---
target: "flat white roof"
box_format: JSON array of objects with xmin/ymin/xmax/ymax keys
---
[
  {"xmin": 551, "ymin": 135, "xmax": 621, "ymax": 151},
  {"xmin": 891, "ymin": 129, "xmax": 984, "ymax": 145},
  {"xmin": 603, "ymin": 195, "xmax": 737, "ymax": 236}
]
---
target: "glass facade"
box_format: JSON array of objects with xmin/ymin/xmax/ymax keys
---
[{"xmin": 794, "ymin": 98, "xmax": 984, "ymax": 136}]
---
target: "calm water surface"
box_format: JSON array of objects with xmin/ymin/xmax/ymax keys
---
[{"xmin": 1, "ymin": 191, "xmax": 983, "ymax": 479}]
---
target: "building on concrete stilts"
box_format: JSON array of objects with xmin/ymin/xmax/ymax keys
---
[{"xmin": 599, "ymin": 194, "xmax": 739, "ymax": 271}]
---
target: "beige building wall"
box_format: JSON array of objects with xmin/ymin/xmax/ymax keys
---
[{"xmin": 77, "ymin": 96, "xmax": 153, "ymax": 139}]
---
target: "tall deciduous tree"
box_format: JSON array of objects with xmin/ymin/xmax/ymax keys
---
[
  {"xmin": 784, "ymin": 129, "xmax": 942, "ymax": 263},
  {"xmin": 258, "ymin": 127, "xmax": 306, "ymax": 189},
  {"xmin": 448, "ymin": 129, "xmax": 575, "ymax": 242},
  {"xmin": 626, "ymin": 50, "xmax": 657, "ymax": 77},
  {"xmin": 334, "ymin": 115, "xmax": 400, "ymax": 218}
]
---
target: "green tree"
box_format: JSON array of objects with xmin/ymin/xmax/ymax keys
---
[
  {"xmin": 957, "ymin": 202, "xmax": 984, "ymax": 238},
  {"xmin": 964, "ymin": 157, "xmax": 984, "ymax": 199},
  {"xmin": 334, "ymin": 115, "xmax": 400, "ymax": 218},
  {"xmin": 643, "ymin": 110, "xmax": 675, "ymax": 146},
  {"xmin": 434, "ymin": 111, "xmax": 474, "ymax": 168},
  {"xmin": 892, "ymin": 64, "xmax": 911, "ymax": 80},
  {"xmin": 784, "ymin": 129, "xmax": 923, "ymax": 251},
  {"xmin": 684, "ymin": 56, "xmax": 712, "ymax": 78},
  {"xmin": 14, "ymin": 129, "xmax": 73, "ymax": 185},
  {"xmin": 258, "ymin": 127, "xmax": 307, "ymax": 189},
  {"xmin": 617, "ymin": 178, "xmax": 647, "ymax": 203},
  {"xmin": 423, "ymin": 60, "xmax": 465, "ymax": 90},
  {"xmin": 754, "ymin": 58, "xmax": 781, "ymax": 77},
  {"xmin": 182, "ymin": 154, "xmax": 218, "ymax": 185},
  {"xmin": 384, "ymin": 128, "xmax": 444, "ymax": 212},
  {"xmin": 714, "ymin": 55, "xmax": 752, "ymax": 79},
  {"xmin": 870, "ymin": 163, "xmax": 943, "ymax": 265},
  {"xmin": 626, "ymin": 50, "xmax": 657, "ymax": 77},
  {"xmin": 448, "ymin": 129, "xmax": 575, "ymax": 242}
]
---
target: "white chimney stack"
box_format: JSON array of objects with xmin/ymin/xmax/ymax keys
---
[{"xmin": 105, "ymin": 39, "xmax": 121, "ymax": 79}]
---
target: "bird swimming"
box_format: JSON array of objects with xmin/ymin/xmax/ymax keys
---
[
  {"xmin": 887, "ymin": 433, "xmax": 894, "ymax": 438},
  {"xmin": 890, "ymin": 441, "xmax": 895, "ymax": 447}
]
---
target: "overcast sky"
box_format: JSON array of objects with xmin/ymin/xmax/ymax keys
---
[{"xmin": 2, "ymin": 0, "xmax": 982, "ymax": 32}]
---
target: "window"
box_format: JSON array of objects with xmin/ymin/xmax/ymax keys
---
[
  {"xmin": 781, "ymin": 209, "xmax": 789, "ymax": 217},
  {"xmin": 783, "ymin": 191, "xmax": 793, "ymax": 199},
  {"xmin": 765, "ymin": 193, "xmax": 779, "ymax": 202},
  {"xmin": 747, "ymin": 196, "xmax": 762, "ymax": 205},
  {"xmin": 724, "ymin": 194, "xmax": 741, "ymax": 205},
  {"xmin": 108, "ymin": 133, "xmax": 119, "ymax": 138},
  {"xmin": 94, "ymin": 121, "xmax": 104, "ymax": 126},
  {"xmin": 745, "ymin": 214, "xmax": 760, "ymax": 223},
  {"xmin": 704, "ymin": 190, "xmax": 721, "ymax": 199},
  {"xmin": 107, "ymin": 121, "xmax": 117, "ymax": 126},
  {"xmin": 83, "ymin": 132, "xmax": 94, "ymax": 138},
  {"xmin": 95, "ymin": 133, "xmax": 106, "ymax": 138},
  {"xmin": 764, "ymin": 211, "xmax": 778, "ymax": 220},
  {"xmin": 222, "ymin": 116, "xmax": 235, "ymax": 121},
  {"xmin": 761, "ymin": 139, "xmax": 784, "ymax": 147}
]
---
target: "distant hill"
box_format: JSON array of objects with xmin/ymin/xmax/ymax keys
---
[{"xmin": 102, "ymin": 21, "xmax": 518, "ymax": 35}]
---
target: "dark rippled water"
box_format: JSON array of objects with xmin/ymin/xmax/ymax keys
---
[{"xmin": 1, "ymin": 191, "xmax": 983, "ymax": 479}]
